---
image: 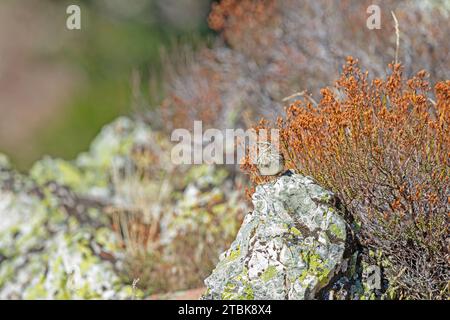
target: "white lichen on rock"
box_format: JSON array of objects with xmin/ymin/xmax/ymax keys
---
[
  {"xmin": 0, "ymin": 118, "xmax": 246, "ymax": 299},
  {"xmin": 29, "ymin": 117, "xmax": 158, "ymax": 199},
  {"xmin": 0, "ymin": 166, "xmax": 134, "ymax": 299},
  {"xmin": 203, "ymin": 172, "xmax": 347, "ymax": 300},
  {"xmin": 0, "ymin": 119, "xmax": 153, "ymax": 299}
]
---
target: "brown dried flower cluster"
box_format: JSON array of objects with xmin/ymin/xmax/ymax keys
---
[{"xmin": 208, "ymin": 0, "xmax": 277, "ymax": 49}]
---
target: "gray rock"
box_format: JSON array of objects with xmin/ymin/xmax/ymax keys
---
[
  {"xmin": 0, "ymin": 169, "xmax": 134, "ymax": 299},
  {"xmin": 0, "ymin": 119, "xmax": 153, "ymax": 299},
  {"xmin": 203, "ymin": 172, "xmax": 347, "ymax": 300},
  {"xmin": 363, "ymin": 265, "xmax": 381, "ymax": 291},
  {"xmin": 0, "ymin": 118, "xmax": 246, "ymax": 299}
]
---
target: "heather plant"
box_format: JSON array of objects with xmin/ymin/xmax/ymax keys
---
[
  {"xmin": 157, "ymin": 0, "xmax": 449, "ymax": 131},
  {"xmin": 155, "ymin": 0, "xmax": 449, "ymax": 297},
  {"xmin": 244, "ymin": 57, "xmax": 449, "ymax": 299}
]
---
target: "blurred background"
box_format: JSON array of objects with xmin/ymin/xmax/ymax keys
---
[{"xmin": 0, "ymin": 0, "xmax": 211, "ymax": 170}]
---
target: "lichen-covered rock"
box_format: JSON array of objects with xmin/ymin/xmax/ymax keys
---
[
  {"xmin": 0, "ymin": 166, "xmax": 135, "ymax": 299},
  {"xmin": 1, "ymin": 118, "xmax": 246, "ymax": 298},
  {"xmin": 30, "ymin": 117, "xmax": 165, "ymax": 200},
  {"xmin": 203, "ymin": 172, "xmax": 348, "ymax": 300},
  {"xmin": 0, "ymin": 118, "xmax": 159, "ymax": 299},
  {"xmin": 0, "ymin": 153, "xmax": 10, "ymax": 169}
]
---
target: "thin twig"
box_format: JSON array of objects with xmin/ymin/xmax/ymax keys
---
[
  {"xmin": 391, "ymin": 11, "xmax": 400, "ymax": 65},
  {"xmin": 132, "ymin": 278, "xmax": 140, "ymax": 300},
  {"xmin": 282, "ymin": 90, "xmax": 318, "ymax": 106},
  {"xmin": 282, "ymin": 91, "xmax": 306, "ymax": 102}
]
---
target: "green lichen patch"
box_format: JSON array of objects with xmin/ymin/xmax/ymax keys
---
[
  {"xmin": 260, "ymin": 266, "xmax": 277, "ymax": 282},
  {"xmin": 227, "ymin": 246, "xmax": 241, "ymax": 262},
  {"xmin": 290, "ymin": 226, "xmax": 302, "ymax": 237},
  {"xmin": 329, "ymin": 223, "xmax": 346, "ymax": 240},
  {"xmin": 301, "ymin": 252, "xmax": 331, "ymax": 285},
  {"xmin": 221, "ymin": 281, "xmax": 254, "ymax": 300}
]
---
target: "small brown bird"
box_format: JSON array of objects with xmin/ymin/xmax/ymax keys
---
[{"xmin": 256, "ymin": 142, "xmax": 285, "ymax": 176}]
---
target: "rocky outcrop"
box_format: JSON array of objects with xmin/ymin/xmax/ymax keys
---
[
  {"xmin": 0, "ymin": 117, "xmax": 246, "ymax": 298},
  {"xmin": 203, "ymin": 171, "xmax": 387, "ymax": 300},
  {"xmin": 203, "ymin": 172, "xmax": 348, "ymax": 299},
  {"xmin": 0, "ymin": 118, "xmax": 149, "ymax": 299},
  {"xmin": 0, "ymin": 162, "xmax": 134, "ymax": 299}
]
